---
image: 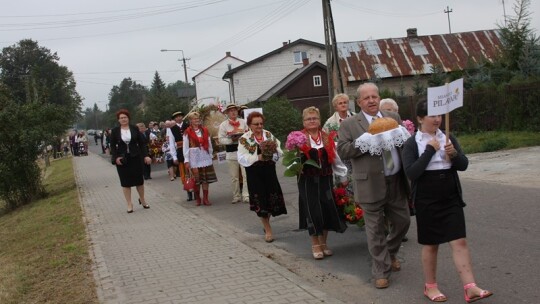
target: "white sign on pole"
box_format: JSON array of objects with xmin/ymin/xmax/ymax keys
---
[
  {"xmin": 243, "ymin": 107, "xmax": 263, "ymax": 119},
  {"xmin": 427, "ymin": 78, "xmax": 464, "ymax": 116}
]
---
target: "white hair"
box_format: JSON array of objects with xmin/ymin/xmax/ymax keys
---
[
  {"xmin": 356, "ymin": 82, "xmax": 379, "ymax": 98},
  {"xmin": 380, "ymin": 98, "xmax": 399, "ymax": 111}
]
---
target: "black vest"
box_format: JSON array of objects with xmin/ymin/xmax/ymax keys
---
[{"xmin": 170, "ymin": 124, "xmax": 184, "ymax": 141}]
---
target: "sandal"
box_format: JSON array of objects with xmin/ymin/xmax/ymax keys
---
[
  {"xmin": 424, "ymin": 283, "xmax": 447, "ymax": 302},
  {"xmin": 464, "ymin": 283, "xmax": 492, "ymax": 303},
  {"xmin": 320, "ymin": 243, "xmax": 333, "ymax": 256},
  {"xmin": 311, "ymin": 245, "xmax": 324, "ymax": 260}
]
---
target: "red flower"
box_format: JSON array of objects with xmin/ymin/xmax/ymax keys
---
[{"xmin": 333, "ymin": 186, "xmax": 365, "ymax": 227}]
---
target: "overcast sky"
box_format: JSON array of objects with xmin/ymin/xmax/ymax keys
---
[{"xmin": 2, "ymin": 0, "xmax": 538, "ymax": 110}]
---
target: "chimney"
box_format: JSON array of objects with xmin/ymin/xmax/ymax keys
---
[
  {"xmin": 302, "ymin": 58, "xmax": 309, "ymax": 67},
  {"xmin": 282, "ymin": 41, "xmax": 288, "ymax": 46},
  {"xmin": 226, "ymin": 51, "xmax": 231, "ymax": 57},
  {"xmin": 407, "ymin": 28, "xmax": 418, "ymax": 38}
]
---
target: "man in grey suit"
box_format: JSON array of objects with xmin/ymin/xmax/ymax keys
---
[{"xmin": 337, "ymin": 83, "xmax": 410, "ymax": 289}]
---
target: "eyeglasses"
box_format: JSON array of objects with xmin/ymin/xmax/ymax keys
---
[
  {"xmin": 251, "ymin": 123, "xmax": 263, "ymax": 126},
  {"xmin": 303, "ymin": 117, "xmax": 319, "ymax": 121}
]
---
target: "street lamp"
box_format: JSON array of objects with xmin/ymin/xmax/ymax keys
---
[{"xmin": 160, "ymin": 49, "xmax": 190, "ymax": 85}]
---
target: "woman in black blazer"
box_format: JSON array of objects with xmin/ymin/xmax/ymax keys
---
[{"xmin": 110, "ymin": 109, "xmax": 152, "ymax": 213}]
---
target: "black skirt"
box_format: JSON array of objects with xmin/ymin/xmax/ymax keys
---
[
  {"xmin": 298, "ymin": 174, "xmax": 347, "ymax": 236},
  {"xmin": 415, "ymin": 169, "xmax": 466, "ymax": 245},
  {"xmin": 245, "ymin": 161, "xmax": 287, "ymax": 218},
  {"xmin": 116, "ymin": 154, "xmax": 144, "ymax": 187}
]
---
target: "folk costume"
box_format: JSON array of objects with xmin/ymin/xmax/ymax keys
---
[
  {"xmin": 298, "ymin": 129, "xmax": 348, "ymax": 236},
  {"xmin": 183, "ymin": 125, "xmax": 218, "ymax": 204},
  {"xmin": 218, "ymin": 115, "xmax": 249, "ymax": 203},
  {"xmin": 237, "ymin": 129, "xmax": 287, "ymax": 218},
  {"xmin": 167, "ymin": 112, "xmax": 192, "ymax": 200}
]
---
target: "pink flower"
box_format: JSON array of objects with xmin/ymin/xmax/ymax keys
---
[
  {"xmin": 402, "ymin": 120, "xmax": 415, "ymax": 135},
  {"xmin": 285, "ymin": 131, "xmax": 307, "ymax": 150}
]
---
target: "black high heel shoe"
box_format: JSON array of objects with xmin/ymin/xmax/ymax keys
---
[{"xmin": 138, "ymin": 199, "xmax": 150, "ymax": 209}]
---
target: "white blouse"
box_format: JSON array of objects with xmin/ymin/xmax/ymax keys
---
[{"xmin": 415, "ymin": 129, "xmax": 451, "ymax": 170}]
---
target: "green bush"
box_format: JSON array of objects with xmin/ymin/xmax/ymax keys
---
[
  {"xmin": 480, "ymin": 136, "xmax": 509, "ymax": 152},
  {"xmin": 261, "ymin": 97, "xmax": 303, "ymax": 143}
]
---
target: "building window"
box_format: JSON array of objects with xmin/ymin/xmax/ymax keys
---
[
  {"xmin": 313, "ymin": 75, "xmax": 322, "ymax": 87},
  {"xmin": 294, "ymin": 51, "xmax": 307, "ymax": 64},
  {"xmin": 227, "ymin": 64, "xmax": 232, "ymax": 70}
]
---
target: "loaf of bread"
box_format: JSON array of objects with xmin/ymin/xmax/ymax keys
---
[{"xmin": 368, "ymin": 117, "xmax": 399, "ymax": 134}]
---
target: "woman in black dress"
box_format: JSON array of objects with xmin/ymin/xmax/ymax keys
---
[
  {"xmin": 110, "ymin": 109, "xmax": 152, "ymax": 213},
  {"xmin": 402, "ymin": 100, "xmax": 492, "ymax": 303},
  {"xmin": 298, "ymin": 107, "xmax": 348, "ymax": 260},
  {"xmin": 237, "ymin": 112, "xmax": 287, "ymax": 243}
]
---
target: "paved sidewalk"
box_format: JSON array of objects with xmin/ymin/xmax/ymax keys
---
[{"xmin": 74, "ymin": 152, "xmax": 344, "ymax": 304}]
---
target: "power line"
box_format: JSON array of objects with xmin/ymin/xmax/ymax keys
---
[
  {"xmin": 190, "ymin": 0, "xmax": 311, "ymax": 59},
  {"xmin": 333, "ymin": 0, "xmax": 440, "ymax": 17},
  {"xmin": 0, "ymin": 2, "xmax": 207, "ymax": 18},
  {"xmin": 0, "ymin": 1, "xmax": 281, "ymax": 43},
  {"xmin": 75, "ymin": 70, "xmax": 179, "ymax": 75},
  {"xmin": 0, "ymin": 0, "xmax": 229, "ymax": 31}
]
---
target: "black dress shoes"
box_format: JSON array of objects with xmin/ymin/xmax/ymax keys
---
[{"xmin": 138, "ymin": 199, "xmax": 150, "ymax": 209}]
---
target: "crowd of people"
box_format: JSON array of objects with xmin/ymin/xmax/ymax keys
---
[{"xmin": 101, "ymin": 81, "xmax": 493, "ymax": 303}]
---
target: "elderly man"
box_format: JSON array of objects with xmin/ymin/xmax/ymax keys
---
[
  {"xmin": 167, "ymin": 111, "xmax": 193, "ymax": 201},
  {"xmin": 337, "ymin": 83, "xmax": 410, "ymax": 289},
  {"xmin": 218, "ymin": 104, "xmax": 249, "ymax": 203}
]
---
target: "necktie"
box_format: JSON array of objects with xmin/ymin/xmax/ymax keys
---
[{"xmin": 372, "ymin": 116, "xmax": 394, "ymax": 171}]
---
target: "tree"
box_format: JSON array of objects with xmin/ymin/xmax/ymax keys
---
[
  {"xmin": 107, "ymin": 78, "xmax": 148, "ymax": 125},
  {"xmin": 497, "ymin": 0, "xmax": 539, "ymax": 77},
  {"xmin": 411, "ymin": 74, "xmax": 426, "ymax": 96},
  {"xmin": 0, "ymin": 39, "xmax": 81, "ymax": 210},
  {"xmin": 427, "ymin": 64, "xmax": 447, "ymax": 87},
  {"xmin": 261, "ymin": 97, "xmax": 303, "ymax": 142},
  {"xmin": 0, "ymin": 39, "xmax": 81, "ymax": 122},
  {"xmin": 143, "ymin": 72, "xmax": 179, "ymax": 122},
  {"xmin": 150, "ymin": 71, "xmax": 166, "ymax": 95}
]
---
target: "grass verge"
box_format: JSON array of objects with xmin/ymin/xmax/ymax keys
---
[
  {"xmin": 456, "ymin": 131, "xmax": 540, "ymax": 154},
  {"xmin": 0, "ymin": 158, "xmax": 98, "ymax": 304}
]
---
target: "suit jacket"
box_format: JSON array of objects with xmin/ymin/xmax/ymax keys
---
[
  {"xmin": 110, "ymin": 125, "xmax": 149, "ymax": 164},
  {"xmin": 337, "ymin": 110, "xmax": 410, "ymax": 203}
]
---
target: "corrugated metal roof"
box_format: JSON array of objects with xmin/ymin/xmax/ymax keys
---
[{"xmin": 338, "ymin": 29, "xmax": 502, "ymax": 82}]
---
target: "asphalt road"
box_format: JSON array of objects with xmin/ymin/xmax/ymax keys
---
[{"xmin": 89, "ymin": 142, "xmax": 539, "ymax": 304}]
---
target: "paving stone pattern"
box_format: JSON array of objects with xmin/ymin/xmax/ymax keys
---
[{"xmin": 74, "ymin": 153, "xmax": 344, "ymax": 304}]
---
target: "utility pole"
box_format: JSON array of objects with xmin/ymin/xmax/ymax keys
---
[
  {"xmin": 160, "ymin": 49, "xmax": 190, "ymax": 85},
  {"xmin": 502, "ymin": 0, "xmax": 507, "ymax": 27},
  {"xmin": 322, "ymin": 0, "xmax": 344, "ymax": 111},
  {"xmin": 444, "ymin": 6, "xmax": 453, "ymax": 34}
]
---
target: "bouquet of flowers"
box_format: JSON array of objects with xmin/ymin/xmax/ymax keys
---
[
  {"xmin": 282, "ymin": 131, "xmax": 320, "ymax": 177},
  {"xmin": 259, "ymin": 139, "xmax": 277, "ymax": 161},
  {"xmin": 149, "ymin": 139, "xmax": 165, "ymax": 163},
  {"xmin": 333, "ymin": 186, "xmax": 365, "ymax": 227},
  {"xmin": 402, "ymin": 119, "xmax": 415, "ymax": 135}
]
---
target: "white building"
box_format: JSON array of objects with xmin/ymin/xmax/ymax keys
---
[
  {"xmin": 192, "ymin": 52, "xmax": 246, "ymax": 107},
  {"xmin": 222, "ymin": 39, "xmax": 327, "ymax": 105}
]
